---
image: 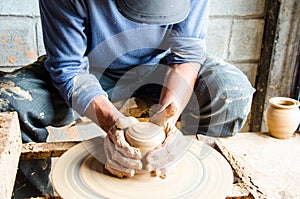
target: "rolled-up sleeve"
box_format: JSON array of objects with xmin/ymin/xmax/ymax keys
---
[
  {"xmin": 166, "ymin": 0, "xmax": 209, "ymax": 65},
  {"xmin": 40, "ymin": 0, "xmax": 106, "ymax": 116},
  {"xmin": 71, "ymin": 71, "xmax": 106, "ymax": 116}
]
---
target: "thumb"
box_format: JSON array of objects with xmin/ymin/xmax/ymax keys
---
[
  {"xmin": 150, "ymin": 102, "xmax": 178, "ymax": 126},
  {"xmin": 116, "ymin": 116, "xmax": 139, "ymax": 129}
]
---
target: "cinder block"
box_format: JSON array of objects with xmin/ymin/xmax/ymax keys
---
[
  {"xmin": 210, "ymin": 0, "xmax": 265, "ymax": 17},
  {"xmin": 0, "ymin": 0, "xmax": 39, "ymax": 16},
  {"xmin": 229, "ymin": 19, "xmax": 265, "ymax": 61},
  {"xmin": 206, "ymin": 18, "xmax": 232, "ymax": 59},
  {"xmin": 37, "ymin": 20, "xmax": 46, "ymax": 56},
  {"xmin": 0, "ymin": 17, "xmax": 37, "ymax": 68}
]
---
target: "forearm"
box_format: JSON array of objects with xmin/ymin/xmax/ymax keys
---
[
  {"xmin": 159, "ymin": 62, "xmax": 201, "ymax": 110},
  {"xmin": 85, "ymin": 95, "xmax": 123, "ymax": 132}
]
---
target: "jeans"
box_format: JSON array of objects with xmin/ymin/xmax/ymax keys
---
[
  {"xmin": 0, "ymin": 55, "xmax": 255, "ymax": 197},
  {"xmin": 100, "ymin": 56, "xmax": 255, "ymax": 137}
]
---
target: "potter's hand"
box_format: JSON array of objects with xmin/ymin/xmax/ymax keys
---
[
  {"xmin": 148, "ymin": 102, "xmax": 186, "ymax": 178},
  {"xmin": 84, "ymin": 96, "xmax": 142, "ymax": 177},
  {"xmin": 146, "ymin": 63, "xmax": 199, "ymax": 178},
  {"xmin": 104, "ymin": 116, "xmax": 143, "ymax": 178},
  {"xmin": 145, "ymin": 128, "xmax": 193, "ymax": 178},
  {"xmin": 150, "ymin": 102, "xmax": 179, "ymax": 133}
]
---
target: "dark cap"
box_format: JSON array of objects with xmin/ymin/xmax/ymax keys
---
[{"xmin": 115, "ymin": 0, "xmax": 190, "ymax": 25}]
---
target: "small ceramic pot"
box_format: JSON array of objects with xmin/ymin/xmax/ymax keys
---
[
  {"xmin": 125, "ymin": 122, "xmax": 166, "ymax": 155},
  {"xmin": 265, "ymin": 97, "xmax": 300, "ymax": 139}
]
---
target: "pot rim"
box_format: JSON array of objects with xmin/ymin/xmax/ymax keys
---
[{"xmin": 269, "ymin": 97, "xmax": 300, "ymax": 109}]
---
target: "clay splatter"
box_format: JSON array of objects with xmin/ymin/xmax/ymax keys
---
[
  {"xmin": 7, "ymin": 56, "xmax": 16, "ymax": 64},
  {"xmin": 39, "ymin": 112, "xmax": 45, "ymax": 119},
  {"xmin": 0, "ymin": 80, "xmax": 32, "ymax": 101},
  {"xmin": 25, "ymin": 48, "xmax": 35, "ymax": 59}
]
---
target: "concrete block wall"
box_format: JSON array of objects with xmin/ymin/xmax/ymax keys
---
[
  {"xmin": 0, "ymin": 0, "xmax": 44, "ymax": 72},
  {"xmin": 207, "ymin": 0, "xmax": 265, "ymax": 86},
  {"xmin": 0, "ymin": 1, "xmax": 266, "ymax": 132},
  {"xmin": 0, "ymin": 0, "xmax": 265, "ymax": 77}
]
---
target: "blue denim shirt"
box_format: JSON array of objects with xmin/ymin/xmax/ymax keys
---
[{"xmin": 39, "ymin": 0, "xmax": 209, "ymax": 115}]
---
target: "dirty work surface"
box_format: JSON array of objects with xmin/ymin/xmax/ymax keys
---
[{"xmin": 217, "ymin": 132, "xmax": 300, "ymax": 199}]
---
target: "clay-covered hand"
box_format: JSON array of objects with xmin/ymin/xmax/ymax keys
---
[
  {"xmin": 145, "ymin": 128, "xmax": 193, "ymax": 178},
  {"xmin": 150, "ymin": 102, "xmax": 179, "ymax": 133},
  {"xmin": 104, "ymin": 116, "xmax": 143, "ymax": 178},
  {"xmin": 148, "ymin": 102, "xmax": 188, "ymax": 178},
  {"xmin": 147, "ymin": 63, "xmax": 198, "ymax": 178}
]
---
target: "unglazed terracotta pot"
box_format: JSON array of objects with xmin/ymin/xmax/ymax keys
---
[
  {"xmin": 265, "ymin": 97, "xmax": 300, "ymax": 139},
  {"xmin": 125, "ymin": 122, "xmax": 166, "ymax": 155}
]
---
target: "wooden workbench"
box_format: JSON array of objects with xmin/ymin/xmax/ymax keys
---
[{"xmin": 0, "ymin": 112, "xmax": 22, "ymax": 198}]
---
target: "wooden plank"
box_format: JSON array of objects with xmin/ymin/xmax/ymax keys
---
[
  {"xmin": 0, "ymin": 112, "xmax": 22, "ymax": 199},
  {"xmin": 21, "ymin": 141, "xmax": 79, "ymax": 160},
  {"xmin": 217, "ymin": 132, "xmax": 300, "ymax": 199}
]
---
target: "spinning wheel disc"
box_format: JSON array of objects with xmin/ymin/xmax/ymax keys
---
[{"xmin": 52, "ymin": 136, "xmax": 233, "ymax": 199}]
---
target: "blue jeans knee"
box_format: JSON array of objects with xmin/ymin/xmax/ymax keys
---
[{"xmin": 181, "ymin": 56, "xmax": 255, "ymax": 137}]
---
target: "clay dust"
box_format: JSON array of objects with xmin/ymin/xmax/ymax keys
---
[{"xmin": 0, "ymin": 80, "xmax": 32, "ymax": 101}]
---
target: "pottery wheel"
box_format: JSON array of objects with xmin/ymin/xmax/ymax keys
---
[{"xmin": 52, "ymin": 136, "xmax": 233, "ymax": 199}]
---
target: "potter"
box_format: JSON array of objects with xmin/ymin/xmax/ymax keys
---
[
  {"xmin": 3, "ymin": 0, "xmax": 255, "ymax": 196},
  {"xmin": 265, "ymin": 97, "xmax": 300, "ymax": 139}
]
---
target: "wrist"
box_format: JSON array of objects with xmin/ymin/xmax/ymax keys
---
[{"xmin": 85, "ymin": 95, "xmax": 123, "ymax": 132}]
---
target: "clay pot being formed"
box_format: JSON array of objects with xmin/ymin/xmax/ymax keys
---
[
  {"xmin": 125, "ymin": 122, "xmax": 166, "ymax": 155},
  {"xmin": 125, "ymin": 122, "xmax": 166, "ymax": 174},
  {"xmin": 265, "ymin": 97, "xmax": 300, "ymax": 139}
]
